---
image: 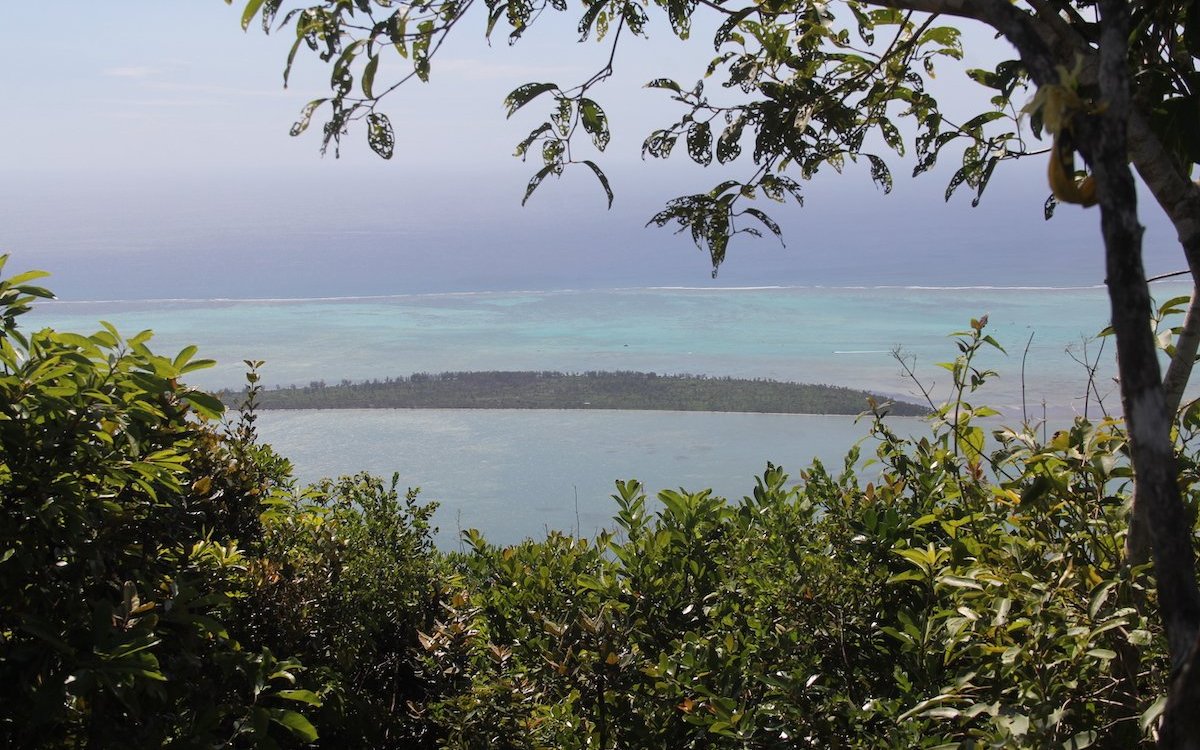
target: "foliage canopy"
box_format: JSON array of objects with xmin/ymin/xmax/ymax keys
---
[{"xmin": 234, "ymin": 0, "xmax": 1197, "ymax": 271}]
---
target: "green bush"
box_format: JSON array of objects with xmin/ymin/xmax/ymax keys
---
[
  {"xmin": 0, "ymin": 258, "xmax": 319, "ymax": 748},
  {"xmin": 237, "ymin": 472, "xmax": 443, "ymax": 748},
  {"xmin": 412, "ymin": 321, "xmax": 1174, "ymax": 749},
  {"xmin": 2, "ymin": 257, "xmax": 1188, "ymax": 748}
]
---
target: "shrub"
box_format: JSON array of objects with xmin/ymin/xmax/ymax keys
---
[
  {"xmin": 0, "ymin": 258, "xmax": 319, "ymax": 748},
  {"xmin": 412, "ymin": 321, "xmax": 1173, "ymax": 749}
]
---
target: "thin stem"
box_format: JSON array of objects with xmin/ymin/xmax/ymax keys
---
[{"xmin": 1021, "ymin": 330, "xmax": 1034, "ymax": 426}]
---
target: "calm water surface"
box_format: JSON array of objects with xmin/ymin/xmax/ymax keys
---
[
  {"xmin": 254, "ymin": 409, "xmax": 892, "ymax": 547},
  {"xmin": 31, "ymin": 284, "xmax": 1185, "ymax": 545}
]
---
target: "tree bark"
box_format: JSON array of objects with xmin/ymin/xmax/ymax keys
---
[
  {"xmin": 1161, "ymin": 630, "xmax": 1200, "ymax": 750},
  {"xmin": 1126, "ymin": 286, "xmax": 1200, "ymax": 569},
  {"xmin": 1079, "ymin": 1, "xmax": 1200, "ymax": 745},
  {"xmin": 1123, "ymin": 110, "xmax": 1200, "ymax": 571}
]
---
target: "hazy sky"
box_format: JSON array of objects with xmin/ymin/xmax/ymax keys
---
[{"xmin": 0, "ymin": 2, "xmax": 1186, "ymax": 298}]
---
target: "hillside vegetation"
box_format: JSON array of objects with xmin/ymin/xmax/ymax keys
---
[
  {"xmin": 226, "ymin": 370, "xmax": 927, "ymax": 416},
  {"xmin": 2, "ymin": 260, "xmax": 1191, "ymax": 748}
]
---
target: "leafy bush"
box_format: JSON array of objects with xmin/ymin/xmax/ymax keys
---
[
  {"xmin": 3, "ymin": 256, "xmax": 1189, "ymax": 748},
  {"xmin": 410, "ymin": 321, "xmax": 1174, "ymax": 749},
  {"xmin": 0, "ymin": 258, "xmax": 319, "ymax": 748},
  {"xmin": 238, "ymin": 472, "xmax": 443, "ymax": 748}
]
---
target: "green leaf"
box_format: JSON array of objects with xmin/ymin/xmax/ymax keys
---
[
  {"xmin": 269, "ymin": 709, "xmax": 319, "ymax": 742},
  {"xmin": 1141, "ymin": 695, "xmax": 1167, "ymax": 732},
  {"xmin": 180, "ymin": 358, "xmax": 217, "ymax": 375},
  {"xmin": 1063, "ymin": 730, "xmax": 1097, "ymax": 749},
  {"xmin": 172, "ymin": 345, "xmax": 198, "ymax": 369},
  {"xmin": 938, "ymin": 574, "xmax": 982, "ymax": 590},
  {"xmin": 960, "ymin": 425, "xmax": 985, "ymax": 460},
  {"xmin": 277, "ymin": 689, "xmax": 322, "ymax": 706},
  {"xmin": 581, "ymin": 160, "xmax": 614, "ymax": 208},
  {"xmin": 362, "ymin": 54, "xmax": 379, "ymax": 98},
  {"xmin": 504, "ymin": 82, "xmax": 559, "ymax": 118},
  {"xmin": 5, "ymin": 270, "xmax": 50, "ymax": 286},
  {"xmin": 658, "ymin": 489, "xmax": 688, "ymax": 520},
  {"xmin": 242, "ymin": 0, "xmax": 267, "ymax": 31},
  {"xmin": 1088, "ymin": 581, "xmax": 1116, "ymax": 618},
  {"xmin": 1159, "ymin": 295, "xmax": 1192, "ymax": 316},
  {"xmin": 183, "ymin": 390, "xmax": 226, "ymax": 420}
]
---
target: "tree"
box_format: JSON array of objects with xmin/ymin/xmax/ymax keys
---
[
  {"xmin": 0, "ymin": 257, "xmax": 322, "ymax": 748},
  {"xmin": 230, "ymin": 0, "xmax": 1200, "ymax": 744}
]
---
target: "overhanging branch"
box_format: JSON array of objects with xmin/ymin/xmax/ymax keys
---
[{"xmin": 868, "ymin": 0, "xmax": 1059, "ymax": 84}]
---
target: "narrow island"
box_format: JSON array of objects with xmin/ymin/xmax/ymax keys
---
[{"xmin": 220, "ymin": 370, "xmax": 928, "ymax": 416}]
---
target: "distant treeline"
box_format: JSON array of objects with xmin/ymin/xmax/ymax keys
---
[{"xmin": 220, "ymin": 370, "xmax": 928, "ymax": 416}]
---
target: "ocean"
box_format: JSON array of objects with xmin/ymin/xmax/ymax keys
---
[{"xmin": 27, "ymin": 283, "xmax": 1188, "ymax": 545}]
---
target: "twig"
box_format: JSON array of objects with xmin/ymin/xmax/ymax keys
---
[
  {"xmin": 1021, "ymin": 331, "xmax": 1034, "ymax": 426},
  {"xmin": 1148, "ymin": 269, "xmax": 1191, "ymax": 283}
]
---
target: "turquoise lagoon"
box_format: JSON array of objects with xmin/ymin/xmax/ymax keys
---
[{"xmin": 30, "ymin": 284, "xmax": 1184, "ymax": 545}]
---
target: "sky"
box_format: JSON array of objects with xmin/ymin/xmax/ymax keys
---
[{"xmin": 0, "ymin": 1, "xmax": 1187, "ymax": 299}]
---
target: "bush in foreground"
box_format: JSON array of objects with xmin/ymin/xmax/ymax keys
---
[
  {"xmin": 3, "ymin": 258, "xmax": 1194, "ymax": 748},
  {"xmin": 420, "ymin": 324, "xmax": 1173, "ymax": 748}
]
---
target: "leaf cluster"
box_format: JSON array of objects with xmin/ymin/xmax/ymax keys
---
[{"xmin": 236, "ymin": 0, "xmax": 1039, "ymax": 273}]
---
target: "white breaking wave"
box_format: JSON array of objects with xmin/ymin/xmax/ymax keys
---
[{"xmin": 41, "ymin": 280, "xmax": 1174, "ymax": 306}]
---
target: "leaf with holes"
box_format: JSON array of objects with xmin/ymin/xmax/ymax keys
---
[
  {"xmin": 716, "ymin": 116, "xmax": 745, "ymax": 164},
  {"xmin": 522, "ymin": 164, "xmax": 557, "ymax": 205},
  {"xmin": 687, "ymin": 121, "xmax": 712, "ymax": 166},
  {"xmin": 367, "ymin": 112, "xmax": 394, "ymax": 159},
  {"xmin": 867, "ymin": 155, "xmax": 893, "ymax": 193},
  {"xmin": 582, "ymin": 160, "xmax": 614, "ymax": 208},
  {"xmin": 290, "ymin": 99, "xmax": 327, "ymax": 137},
  {"xmin": 580, "ymin": 98, "xmax": 610, "ymax": 151},
  {"xmin": 504, "ymin": 82, "xmax": 559, "ymax": 118},
  {"xmin": 742, "ymin": 208, "xmax": 782, "ymax": 241}
]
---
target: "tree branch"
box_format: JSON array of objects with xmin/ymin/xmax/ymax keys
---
[
  {"xmin": 868, "ymin": 0, "xmax": 1059, "ymax": 83},
  {"xmin": 1127, "ymin": 110, "xmax": 1200, "ymax": 276},
  {"xmin": 1164, "ymin": 289, "xmax": 1200, "ymax": 417}
]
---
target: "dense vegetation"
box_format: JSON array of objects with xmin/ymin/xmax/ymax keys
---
[
  {"xmin": 243, "ymin": 5, "xmax": 1200, "ymax": 735},
  {"xmin": 224, "ymin": 370, "xmax": 928, "ymax": 416},
  {"xmin": 3, "ymin": 258, "xmax": 1194, "ymax": 747}
]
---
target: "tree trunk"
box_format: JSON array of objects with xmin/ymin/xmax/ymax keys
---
[
  {"xmin": 1125, "ymin": 286, "xmax": 1200, "ymax": 570},
  {"xmin": 1161, "ymin": 631, "xmax": 1200, "ymax": 749},
  {"xmin": 1123, "ymin": 110, "xmax": 1200, "ymax": 571},
  {"xmin": 1085, "ymin": 2, "xmax": 1200, "ymax": 746}
]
